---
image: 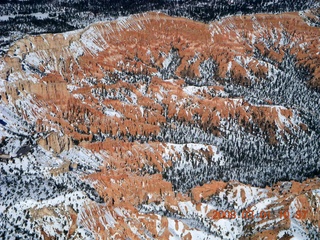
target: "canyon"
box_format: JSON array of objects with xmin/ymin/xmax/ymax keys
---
[{"xmin": 0, "ymin": 8, "xmax": 319, "ymax": 239}]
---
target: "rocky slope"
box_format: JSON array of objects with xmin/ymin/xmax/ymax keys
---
[
  {"xmin": 0, "ymin": 0, "xmax": 318, "ymax": 54},
  {"xmin": 0, "ymin": 10, "xmax": 319, "ymax": 239}
]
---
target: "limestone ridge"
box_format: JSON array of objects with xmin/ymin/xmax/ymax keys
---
[{"xmin": 0, "ymin": 0, "xmax": 318, "ymax": 54}]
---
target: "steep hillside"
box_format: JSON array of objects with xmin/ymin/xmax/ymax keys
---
[
  {"xmin": 0, "ymin": 0, "xmax": 318, "ymax": 53},
  {"xmin": 0, "ymin": 10, "xmax": 319, "ymax": 239}
]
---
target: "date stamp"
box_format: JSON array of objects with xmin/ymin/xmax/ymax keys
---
[{"xmin": 211, "ymin": 209, "xmax": 308, "ymax": 220}]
